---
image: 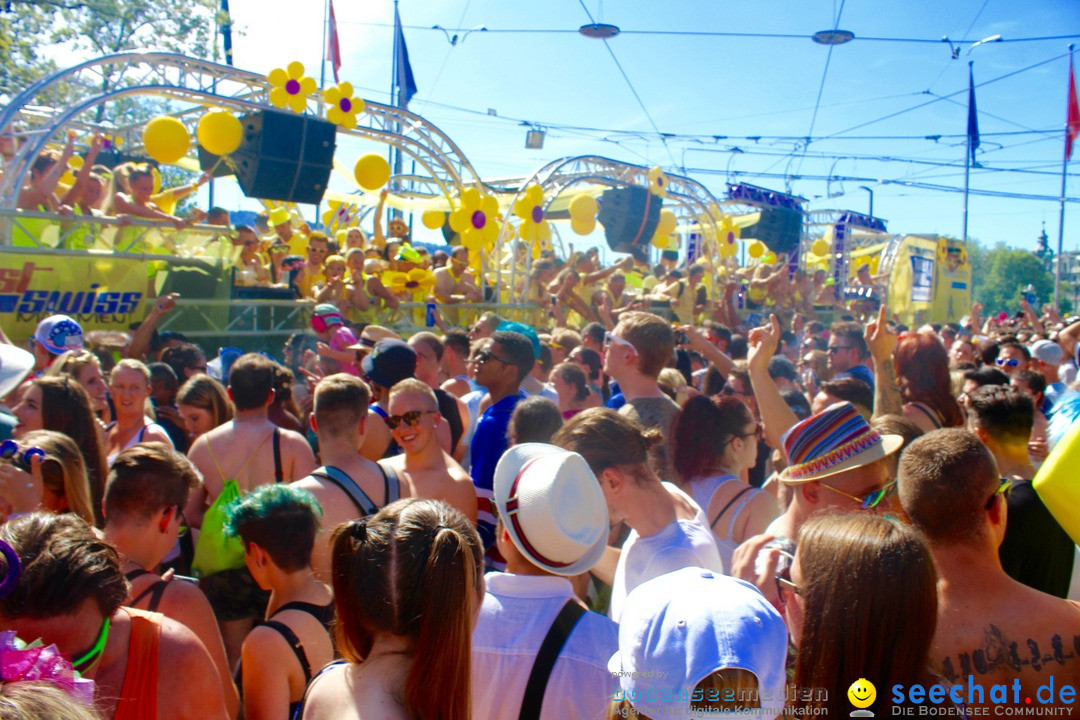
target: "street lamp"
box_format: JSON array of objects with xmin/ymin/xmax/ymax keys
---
[{"xmin": 858, "ymin": 185, "xmax": 874, "ymax": 217}]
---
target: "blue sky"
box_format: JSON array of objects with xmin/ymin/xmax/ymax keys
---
[{"xmin": 220, "ymin": 0, "xmax": 1080, "ymax": 256}]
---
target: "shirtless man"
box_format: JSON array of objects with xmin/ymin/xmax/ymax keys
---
[
  {"xmin": 102, "ymin": 444, "xmax": 238, "ymax": 718},
  {"xmin": 185, "ymin": 353, "xmax": 315, "ymax": 664},
  {"xmin": 378, "ymin": 379, "xmax": 477, "ymax": 524},
  {"xmin": 291, "ymin": 373, "xmax": 395, "ymax": 582},
  {"xmin": 433, "ymin": 245, "xmax": 482, "ymax": 304},
  {"xmin": 440, "ymin": 329, "xmax": 476, "ymax": 398},
  {"xmin": 0, "ymin": 513, "xmax": 229, "ymax": 720},
  {"xmin": 898, "ymin": 429, "xmax": 1080, "ymax": 710}
]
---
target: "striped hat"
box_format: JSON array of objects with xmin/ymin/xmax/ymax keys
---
[{"xmin": 779, "ymin": 402, "xmax": 903, "ymax": 484}]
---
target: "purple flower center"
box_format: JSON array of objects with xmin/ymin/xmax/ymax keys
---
[
  {"xmin": 657, "ymin": 177, "xmax": 665, "ymax": 187},
  {"xmin": 531, "ymin": 206, "xmax": 544, "ymax": 223},
  {"xmin": 471, "ymin": 210, "xmax": 486, "ymax": 229},
  {"xmin": 285, "ymin": 79, "xmax": 301, "ymax": 95},
  {"xmin": 727, "ymin": 231, "xmax": 735, "ymax": 244},
  {"xmin": 340, "ymin": 98, "xmax": 352, "ymax": 113}
]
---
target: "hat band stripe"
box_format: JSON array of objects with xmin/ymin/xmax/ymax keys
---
[
  {"xmin": 785, "ymin": 431, "xmax": 881, "ymax": 481},
  {"xmin": 788, "ymin": 413, "xmax": 864, "ymax": 464},
  {"xmin": 505, "ymin": 457, "xmax": 573, "ymax": 569},
  {"xmin": 797, "ymin": 419, "xmax": 866, "ymax": 464}
]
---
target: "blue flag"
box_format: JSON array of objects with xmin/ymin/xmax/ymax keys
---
[
  {"xmin": 967, "ymin": 63, "xmax": 980, "ymax": 164},
  {"xmin": 220, "ymin": 0, "xmax": 233, "ymax": 66},
  {"xmin": 394, "ymin": 6, "xmax": 418, "ymax": 108}
]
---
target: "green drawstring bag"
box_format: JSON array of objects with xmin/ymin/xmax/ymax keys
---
[{"xmin": 192, "ymin": 479, "xmax": 246, "ymax": 578}]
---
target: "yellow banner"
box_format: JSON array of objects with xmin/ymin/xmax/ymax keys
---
[{"xmin": 0, "ymin": 251, "xmax": 151, "ymax": 345}]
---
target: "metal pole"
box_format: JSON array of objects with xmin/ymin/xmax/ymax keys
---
[
  {"xmin": 1056, "ymin": 45, "xmax": 1075, "ymax": 311},
  {"xmin": 859, "ymin": 185, "xmax": 874, "ymax": 217},
  {"xmin": 319, "ymin": 0, "xmax": 328, "ymax": 90},
  {"xmin": 962, "ymin": 61, "xmax": 973, "ymax": 245}
]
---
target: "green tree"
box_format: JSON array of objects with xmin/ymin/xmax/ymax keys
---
[
  {"xmin": 3, "ymin": 0, "xmax": 218, "ymax": 125},
  {"xmin": 974, "ymin": 243, "xmax": 1057, "ymax": 314}
]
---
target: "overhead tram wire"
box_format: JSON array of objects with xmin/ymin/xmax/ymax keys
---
[
  {"xmin": 336, "ymin": 21, "xmax": 1078, "ymax": 46},
  {"xmin": 924, "ymin": 0, "xmax": 992, "ymax": 92},
  {"xmin": 574, "ymin": 0, "xmax": 678, "ymax": 168},
  {"xmin": 795, "ymin": 0, "xmax": 848, "ymax": 179}
]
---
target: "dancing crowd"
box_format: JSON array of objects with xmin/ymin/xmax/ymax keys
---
[
  {"xmin": 0, "ymin": 280, "xmax": 1077, "ymax": 720},
  {"xmin": 2, "ymin": 133, "xmax": 1080, "ymax": 720}
]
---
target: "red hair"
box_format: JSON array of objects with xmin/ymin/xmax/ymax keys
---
[
  {"xmin": 893, "ymin": 332, "xmax": 963, "ymax": 428},
  {"xmin": 670, "ymin": 395, "xmax": 754, "ymax": 484}
]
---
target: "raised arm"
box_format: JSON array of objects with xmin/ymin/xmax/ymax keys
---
[
  {"xmin": 125, "ymin": 293, "xmax": 178, "ymax": 360},
  {"xmin": 865, "ymin": 304, "xmax": 902, "ymax": 420},
  {"xmin": 747, "ymin": 314, "xmax": 799, "ymax": 450},
  {"xmin": 61, "ymin": 134, "xmax": 104, "ymax": 207}
]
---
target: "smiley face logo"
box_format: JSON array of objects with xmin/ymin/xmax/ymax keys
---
[{"xmin": 847, "ymin": 678, "xmax": 876, "ymax": 709}]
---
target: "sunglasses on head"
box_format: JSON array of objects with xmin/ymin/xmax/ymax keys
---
[{"xmin": 385, "ymin": 410, "xmax": 435, "ymax": 430}]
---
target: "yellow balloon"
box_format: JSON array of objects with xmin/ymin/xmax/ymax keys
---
[
  {"xmin": 812, "ymin": 239, "xmax": 830, "ymax": 257},
  {"xmin": 197, "ymin": 110, "xmax": 243, "ymax": 156},
  {"xmin": 748, "ymin": 241, "xmax": 765, "ymax": 259},
  {"xmin": 422, "ymin": 210, "xmax": 445, "ymax": 230},
  {"xmin": 354, "ymin": 154, "xmax": 391, "ymax": 191},
  {"xmin": 763, "ymin": 251, "xmax": 777, "ymax": 265},
  {"xmin": 651, "ymin": 233, "xmax": 668, "ymax": 249},
  {"xmin": 570, "ymin": 216, "xmax": 596, "ymax": 235},
  {"xmin": 143, "ymin": 116, "xmax": 190, "ymax": 165},
  {"xmin": 657, "ymin": 209, "xmax": 677, "ymax": 236},
  {"xmin": 569, "ymin": 194, "xmax": 598, "ymax": 221}
]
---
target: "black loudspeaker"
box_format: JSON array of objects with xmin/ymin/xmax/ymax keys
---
[
  {"xmin": 598, "ymin": 186, "xmax": 661, "ymax": 263},
  {"xmin": 231, "ymin": 110, "xmax": 336, "ymax": 204},
  {"xmin": 740, "ymin": 207, "xmax": 803, "ymax": 256}
]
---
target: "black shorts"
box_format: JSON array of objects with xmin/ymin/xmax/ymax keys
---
[{"xmin": 199, "ymin": 567, "xmax": 270, "ymax": 622}]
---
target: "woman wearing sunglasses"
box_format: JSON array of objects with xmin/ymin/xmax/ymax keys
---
[
  {"xmin": 669, "ymin": 395, "xmax": 779, "ymax": 569},
  {"xmin": 778, "ymin": 512, "xmax": 943, "ymax": 716}
]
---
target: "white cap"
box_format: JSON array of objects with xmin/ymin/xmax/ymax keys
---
[{"xmin": 609, "ymin": 567, "xmax": 789, "ymax": 719}]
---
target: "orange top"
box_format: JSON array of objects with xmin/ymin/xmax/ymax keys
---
[{"xmin": 113, "ymin": 607, "xmax": 162, "ymax": 720}]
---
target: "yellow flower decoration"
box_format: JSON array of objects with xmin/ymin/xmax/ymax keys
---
[
  {"xmin": 648, "ymin": 166, "xmax": 668, "ymax": 198},
  {"xmin": 382, "ymin": 268, "xmax": 437, "ymax": 299},
  {"xmin": 59, "ymin": 155, "xmax": 84, "ymax": 186},
  {"xmin": 268, "ymin": 61, "xmax": 317, "ymax": 114},
  {"xmin": 323, "ymin": 82, "xmax": 364, "ymax": 129},
  {"xmin": 449, "ymin": 187, "xmax": 500, "ymax": 255},
  {"xmin": 513, "ymin": 184, "xmax": 551, "ymax": 244}
]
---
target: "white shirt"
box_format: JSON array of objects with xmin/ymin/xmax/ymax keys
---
[
  {"xmin": 609, "ymin": 483, "xmax": 724, "ymax": 623},
  {"xmin": 472, "ymin": 572, "xmax": 618, "ymax": 720}
]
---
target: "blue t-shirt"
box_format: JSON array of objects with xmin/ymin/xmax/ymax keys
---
[
  {"xmin": 470, "ymin": 394, "xmax": 522, "ymax": 552},
  {"xmin": 838, "ymin": 363, "xmax": 875, "ymax": 392}
]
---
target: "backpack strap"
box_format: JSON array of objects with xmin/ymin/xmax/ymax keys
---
[
  {"xmin": 380, "ymin": 464, "xmax": 401, "ymax": 505},
  {"xmin": 261, "ymin": 620, "xmax": 314, "ymax": 684},
  {"xmin": 273, "ymin": 427, "xmax": 283, "ymax": 483},
  {"xmin": 309, "ymin": 466, "xmax": 378, "ymax": 517},
  {"xmin": 130, "ymin": 579, "xmax": 169, "ymax": 613},
  {"xmin": 519, "ymin": 600, "xmax": 587, "ymax": 720}
]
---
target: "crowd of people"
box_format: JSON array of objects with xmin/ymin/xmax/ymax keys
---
[
  {"xmin": 0, "ymin": 281, "xmax": 1077, "ymax": 719},
  {"xmin": 3, "ymin": 136, "xmax": 1080, "ymax": 718}
]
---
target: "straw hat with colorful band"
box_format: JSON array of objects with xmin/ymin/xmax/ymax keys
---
[
  {"xmin": 779, "ymin": 401, "xmax": 903, "ymax": 484},
  {"xmin": 493, "ymin": 443, "xmax": 608, "ymax": 577}
]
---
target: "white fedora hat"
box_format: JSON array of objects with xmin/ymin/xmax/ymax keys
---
[{"xmin": 493, "ymin": 443, "xmax": 608, "ymax": 576}]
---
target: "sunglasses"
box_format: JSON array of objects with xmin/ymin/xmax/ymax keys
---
[
  {"xmin": 995, "ymin": 357, "xmax": 1020, "ymax": 367},
  {"xmin": 819, "ymin": 480, "xmax": 897, "ymax": 510},
  {"xmin": 385, "ymin": 410, "xmax": 435, "ymax": 430},
  {"xmin": 774, "ymin": 574, "xmax": 800, "ymax": 600},
  {"xmin": 71, "ymin": 616, "xmax": 111, "ymax": 674},
  {"xmin": 721, "ymin": 385, "xmax": 750, "ymax": 397},
  {"xmin": 985, "ymin": 478, "xmax": 1011, "ymax": 510},
  {"xmin": 475, "ymin": 348, "xmax": 512, "ymax": 366},
  {"xmin": 733, "ymin": 423, "xmax": 763, "ymax": 442},
  {"xmin": 604, "ymin": 332, "xmax": 637, "ymax": 353},
  {"xmin": 827, "ymin": 345, "xmax": 855, "ymax": 354}
]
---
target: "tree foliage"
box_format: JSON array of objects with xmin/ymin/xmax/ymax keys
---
[
  {"xmin": 968, "ymin": 239, "xmax": 1059, "ymax": 314},
  {"xmin": 2, "ymin": 0, "xmax": 218, "ymax": 124}
]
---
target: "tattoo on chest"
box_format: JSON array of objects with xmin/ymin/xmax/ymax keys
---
[{"xmin": 939, "ymin": 625, "xmax": 1080, "ymax": 682}]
